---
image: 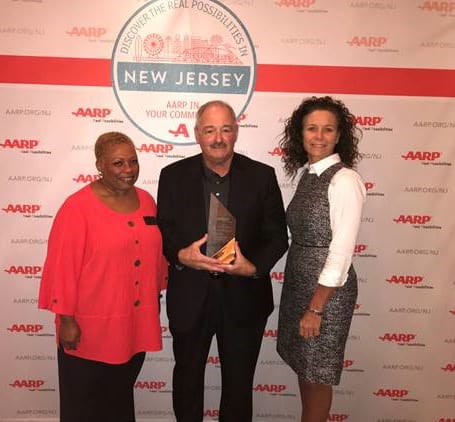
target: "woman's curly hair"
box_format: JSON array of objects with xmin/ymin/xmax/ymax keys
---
[{"xmin": 279, "ymin": 96, "xmax": 362, "ymax": 178}]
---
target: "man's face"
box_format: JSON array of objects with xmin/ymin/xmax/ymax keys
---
[{"xmin": 194, "ymin": 104, "xmax": 238, "ymax": 171}]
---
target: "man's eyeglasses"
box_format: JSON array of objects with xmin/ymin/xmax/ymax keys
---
[{"xmin": 197, "ymin": 125, "xmax": 237, "ymax": 138}]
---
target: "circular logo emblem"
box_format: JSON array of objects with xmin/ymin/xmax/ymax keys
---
[{"xmin": 112, "ymin": 0, "xmax": 256, "ymax": 145}]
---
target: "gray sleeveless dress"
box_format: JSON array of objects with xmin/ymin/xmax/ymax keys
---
[{"xmin": 277, "ymin": 162, "xmax": 358, "ymax": 385}]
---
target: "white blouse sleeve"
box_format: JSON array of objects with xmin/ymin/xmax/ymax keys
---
[{"xmin": 317, "ymin": 168, "xmax": 366, "ymax": 287}]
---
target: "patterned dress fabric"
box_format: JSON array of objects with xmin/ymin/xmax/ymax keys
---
[{"xmin": 277, "ymin": 162, "xmax": 358, "ymax": 385}]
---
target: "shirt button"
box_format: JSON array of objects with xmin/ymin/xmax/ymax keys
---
[
  {"xmin": 134, "ymin": 299, "xmax": 141, "ymax": 307},
  {"xmin": 135, "ymin": 281, "xmax": 139, "ymax": 286},
  {"xmin": 127, "ymin": 221, "xmax": 135, "ymax": 227},
  {"xmin": 134, "ymin": 259, "xmax": 141, "ymax": 267},
  {"xmin": 135, "ymin": 240, "xmax": 139, "ymax": 244}
]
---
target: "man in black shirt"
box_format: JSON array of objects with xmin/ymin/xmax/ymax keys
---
[{"xmin": 157, "ymin": 100, "xmax": 288, "ymax": 422}]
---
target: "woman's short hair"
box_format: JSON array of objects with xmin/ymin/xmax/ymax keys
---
[{"xmin": 94, "ymin": 132, "xmax": 135, "ymax": 160}]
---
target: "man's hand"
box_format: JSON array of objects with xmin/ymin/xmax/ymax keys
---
[
  {"xmin": 220, "ymin": 241, "xmax": 257, "ymax": 277},
  {"xmin": 177, "ymin": 234, "xmax": 226, "ymax": 272}
]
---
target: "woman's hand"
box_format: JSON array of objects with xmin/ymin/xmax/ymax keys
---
[
  {"xmin": 299, "ymin": 311, "xmax": 322, "ymax": 339},
  {"xmin": 59, "ymin": 315, "xmax": 81, "ymax": 350},
  {"xmin": 300, "ymin": 284, "xmax": 334, "ymax": 339}
]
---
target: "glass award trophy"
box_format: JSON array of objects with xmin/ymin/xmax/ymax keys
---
[{"xmin": 206, "ymin": 193, "xmax": 236, "ymax": 264}]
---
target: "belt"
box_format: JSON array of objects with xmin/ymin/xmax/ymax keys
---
[
  {"xmin": 174, "ymin": 264, "xmax": 225, "ymax": 279},
  {"xmin": 292, "ymin": 240, "xmax": 329, "ymax": 248}
]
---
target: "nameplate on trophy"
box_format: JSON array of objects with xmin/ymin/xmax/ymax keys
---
[{"xmin": 206, "ymin": 193, "xmax": 236, "ymax": 264}]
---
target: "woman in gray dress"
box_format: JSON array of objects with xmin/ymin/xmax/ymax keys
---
[{"xmin": 277, "ymin": 96, "xmax": 365, "ymax": 422}]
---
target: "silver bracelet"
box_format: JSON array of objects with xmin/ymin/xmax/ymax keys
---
[{"xmin": 307, "ymin": 308, "xmax": 323, "ymax": 316}]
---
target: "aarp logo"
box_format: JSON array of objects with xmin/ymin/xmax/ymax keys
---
[
  {"xmin": 237, "ymin": 112, "xmax": 258, "ymax": 129},
  {"xmin": 354, "ymin": 244, "xmax": 367, "ymax": 254},
  {"xmin": 66, "ymin": 27, "xmax": 107, "ymax": 38},
  {"xmin": 7, "ymin": 323, "xmax": 43, "ymax": 334},
  {"xmin": 393, "ymin": 214, "xmax": 441, "ymax": 230},
  {"xmin": 270, "ymin": 271, "xmax": 284, "ymax": 282},
  {"xmin": 379, "ymin": 332, "xmax": 416, "ymax": 343},
  {"xmin": 0, "ymin": 138, "xmax": 39, "ymax": 150},
  {"xmin": 354, "ymin": 244, "xmax": 377, "ymax": 258},
  {"xmin": 354, "ymin": 303, "xmax": 371, "ymax": 317},
  {"xmin": 373, "ymin": 388, "xmax": 409, "ymax": 400},
  {"xmin": 347, "ymin": 36, "xmax": 387, "ymax": 47},
  {"xmin": 328, "ymin": 414, "xmax": 349, "ymax": 421},
  {"xmin": 379, "ymin": 333, "xmax": 424, "ymax": 347},
  {"xmin": 4, "ymin": 265, "xmax": 42, "ymax": 278},
  {"xmin": 386, "ymin": 275, "xmax": 425, "ymax": 288},
  {"xmin": 418, "ymin": 1, "xmax": 455, "ymax": 15},
  {"xmin": 275, "ymin": 0, "xmax": 316, "ymax": 8},
  {"xmin": 441, "ymin": 363, "xmax": 455, "ymax": 372},
  {"xmin": 353, "ymin": 116, "xmax": 382, "ymax": 126},
  {"xmin": 268, "ymin": 147, "xmax": 284, "ymax": 157},
  {"xmin": 263, "ymin": 329, "xmax": 278, "ymax": 339},
  {"xmin": 2, "ymin": 204, "xmax": 40, "ymax": 215},
  {"xmin": 72, "ymin": 107, "xmax": 112, "ymax": 118},
  {"xmin": 402, "ymin": 150, "xmax": 451, "ymax": 166},
  {"xmin": 9, "ymin": 379, "xmax": 46, "ymax": 390},
  {"xmin": 160, "ymin": 325, "xmax": 172, "ymax": 339},
  {"xmin": 137, "ymin": 143, "xmax": 174, "ymax": 155},
  {"xmin": 204, "ymin": 409, "xmax": 219, "ymax": 419},
  {"xmin": 253, "ymin": 383, "xmax": 287, "ymax": 395},
  {"xmin": 393, "ymin": 214, "xmax": 431, "ymax": 224},
  {"xmin": 364, "ymin": 181, "xmax": 385, "ymax": 197},
  {"xmin": 134, "ymin": 380, "xmax": 167, "ymax": 391},
  {"xmin": 207, "ymin": 356, "xmax": 220, "ymax": 366},
  {"xmin": 402, "ymin": 150, "xmax": 441, "ymax": 161},
  {"xmin": 73, "ymin": 174, "xmax": 101, "ymax": 184}
]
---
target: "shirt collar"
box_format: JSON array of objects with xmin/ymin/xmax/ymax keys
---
[
  {"xmin": 201, "ymin": 157, "xmax": 229, "ymax": 182},
  {"xmin": 303, "ymin": 153, "xmax": 341, "ymax": 176}
]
